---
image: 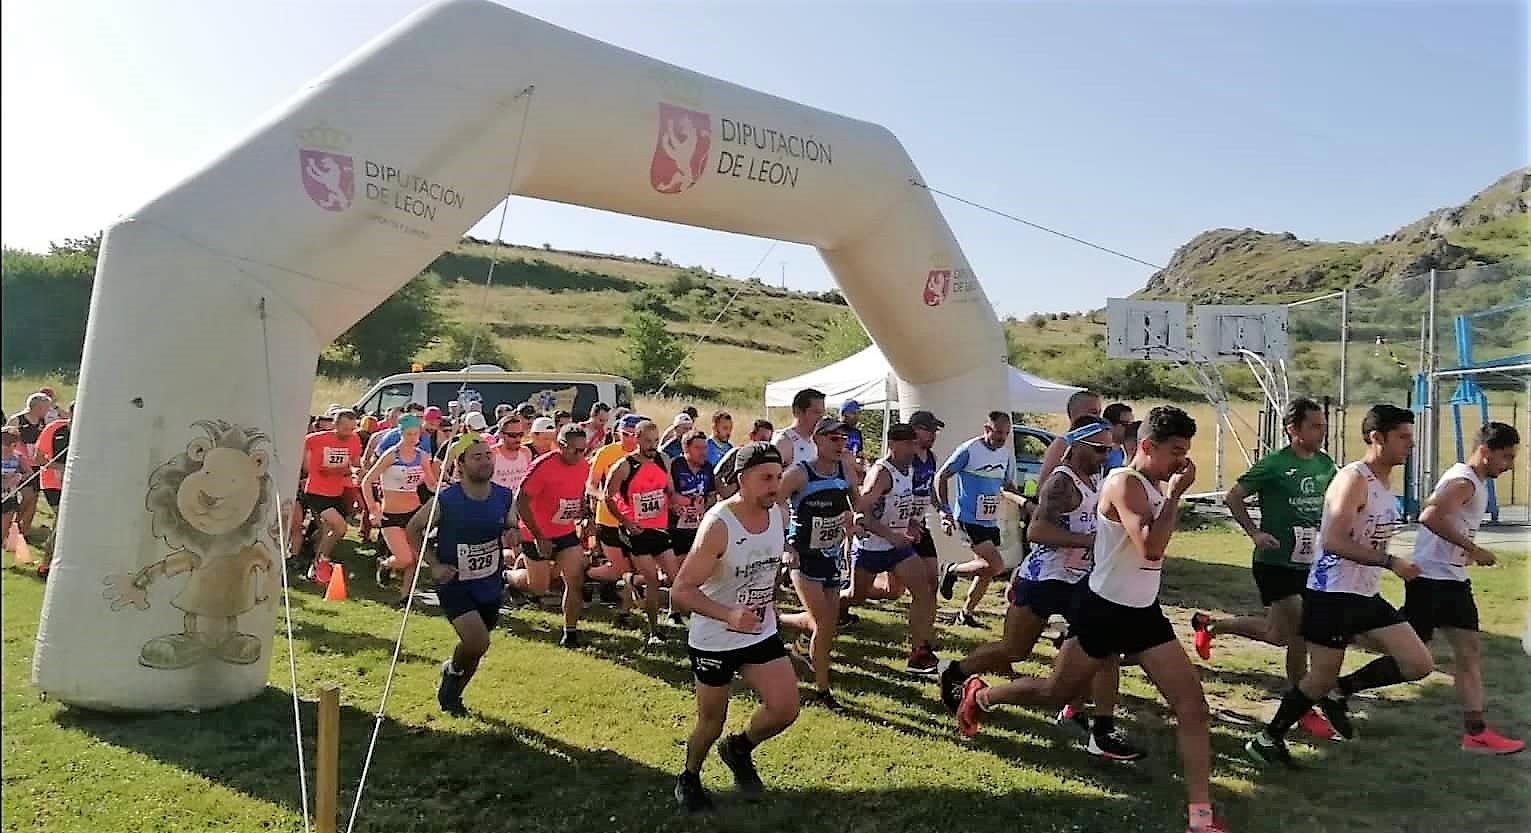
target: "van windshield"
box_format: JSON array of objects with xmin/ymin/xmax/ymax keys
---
[{"xmin": 427, "ymin": 382, "xmax": 602, "ymax": 419}]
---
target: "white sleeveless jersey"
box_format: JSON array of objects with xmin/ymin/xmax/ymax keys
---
[
  {"xmin": 491, "ymin": 444, "xmax": 531, "ymax": 492},
  {"xmin": 861, "ymin": 459, "xmax": 916, "ymax": 551},
  {"xmin": 1308, "ymin": 461, "xmax": 1398, "ymax": 596},
  {"xmin": 1020, "ymin": 467, "xmax": 1099, "ymax": 584},
  {"xmin": 1412, "ymin": 463, "xmax": 1487, "ymax": 582},
  {"xmin": 1088, "ymin": 468, "xmax": 1166, "ymax": 608},
  {"xmin": 688, "ymin": 502, "xmax": 786, "ymax": 652},
  {"xmin": 775, "ymin": 427, "xmax": 817, "ymax": 468}
]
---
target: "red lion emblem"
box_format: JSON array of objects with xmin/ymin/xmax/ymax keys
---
[{"xmin": 650, "ymin": 103, "xmax": 711, "ymax": 194}]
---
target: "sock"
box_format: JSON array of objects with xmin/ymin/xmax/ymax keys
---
[
  {"xmin": 729, "ymin": 731, "xmax": 756, "ymax": 754},
  {"xmin": 976, "ymin": 689, "xmax": 996, "ymax": 713},
  {"xmin": 563, "ymin": 625, "xmax": 577, "ymax": 635},
  {"xmin": 445, "ymin": 660, "xmax": 463, "ymax": 676},
  {"xmin": 1092, "ymin": 715, "xmax": 1116, "ymax": 738},
  {"xmin": 1188, "ymin": 802, "xmax": 1214, "ymax": 830},
  {"xmin": 1267, "ymin": 688, "xmax": 1316, "ymax": 739},
  {"xmin": 1465, "ymin": 711, "xmax": 1486, "ymax": 735},
  {"xmin": 1338, "ymin": 656, "xmax": 1403, "ymax": 696}
]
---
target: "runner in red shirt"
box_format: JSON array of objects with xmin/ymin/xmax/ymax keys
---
[
  {"xmin": 507, "ymin": 424, "xmax": 592, "ymax": 648},
  {"xmin": 602, "ymin": 420, "xmax": 683, "ymax": 644},
  {"xmin": 35, "ymin": 404, "xmax": 73, "ymax": 575},
  {"xmin": 300, "ymin": 409, "xmax": 362, "ymax": 579}
]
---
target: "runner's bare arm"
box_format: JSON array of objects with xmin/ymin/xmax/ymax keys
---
[
  {"xmin": 602, "ymin": 459, "xmax": 634, "ymax": 527},
  {"xmin": 933, "ymin": 462, "xmax": 957, "ymax": 517},
  {"xmin": 1418, "ymin": 478, "xmax": 1491, "ymax": 563},
  {"xmin": 778, "ymin": 464, "xmax": 807, "ymax": 510},
  {"xmin": 359, "ymin": 450, "xmax": 397, "ymax": 514},
  {"xmin": 1108, "ymin": 470, "xmax": 1180, "ymax": 562},
  {"xmin": 1028, "ymin": 473, "xmax": 1090, "ymax": 549},
  {"xmin": 515, "ymin": 486, "xmax": 545, "ymax": 543},
  {"xmin": 670, "ymin": 514, "xmax": 736, "ymax": 622},
  {"xmin": 1223, "ymin": 482, "xmax": 1259, "ymax": 537},
  {"xmin": 1319, "ymin": 468, "xmax": 1392, "ymax": 565},
  {"xmin": 854, "ymin": 466, "xmax": 903, "ymax": 542},
  {"xmin": 405, "ymin": 497, "xmax": 437, "ymax": 563},
  {"xmin": 774, "ymin": 433, "xmax": 795, "ymax": 468}
]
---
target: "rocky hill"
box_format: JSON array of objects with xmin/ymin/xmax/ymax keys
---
[{"xmin": 1138, "ymin": 167, "xmax": 1530, "ymax": 301}]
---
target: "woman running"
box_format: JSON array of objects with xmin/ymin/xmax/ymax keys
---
[
  {"xmin": 2, "ymin": 427, "xmax": 34, "ymax": 551},
  {"xmin": 363, "ymin": 415, "xmax": 439, "ymax": 606}
]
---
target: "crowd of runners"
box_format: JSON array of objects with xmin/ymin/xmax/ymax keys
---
[{"xmin": 4, "ymin": 381, "xmax": 1522, "ymax": 833}]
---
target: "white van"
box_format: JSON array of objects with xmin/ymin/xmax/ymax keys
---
[{"xmin": 351, "ymin": 365, "xmax": 634, "ymax": 420}]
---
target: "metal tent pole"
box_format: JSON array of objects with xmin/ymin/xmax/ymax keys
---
[{"xmin": 1338, "ymin": 289, "xmax": 1349, "ymax": 462}]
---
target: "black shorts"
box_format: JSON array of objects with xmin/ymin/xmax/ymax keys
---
[
  {"xmin": 627, "ymin": 529, "xmax": 673, "ymax": 558},
  {"xmin": 960, "ymin": 522, "xmax": 1001, "ymax": 548},
  {"xmin": 913, "ymin": 522, "xmax": 938, "ymax": 560},
  {"xmin": 1403, "ymin": 578, "xmax": 1479, "ymax": 641},
  {"xmin": 381, "ymin": 509, "xmax": 417, "ymax": 529},
  {"xmin": 1253, "ymin": 562, "xmax": 1309, "ymax": 606},
  {"xmin": 43, "ymin": 488, "xmax": 62, "ymax": 509},
  {"xmin": 1, "ymin": 496, "xmax": 17, "ymax": 514},
  {"xmin": 1300, "ymin": 589, "xmax": 1406, "ymax": 649},
  {"xmin": 438, "ymin": 583, "xmax": 503, "ymax": 630},
  {"xmin": 669, "ymin": 527, "xmax": 698, "ymax": 556},
  {"xmin": 794, "ymin": 547, "xmax": 842, "ymax": 586},
  {"xmin": 302, "ymin": 493, "xmax": 347, "ymax": 517},
  {"xmin": 1068, "ymin": 586, "xmax": 1177, "ymax": 659},
  {"xmin": 595, "ymin": 524, "xmax": 629, "ymax": 554},
  {"xmin": 520, "ymin": 533, "xmax": 582, "ymax": 562},
  {"xmin": 689, "ymin": 634, "xmax": 789, "ymax": 687},
  {"xmin": 1008, "ymin": 576, "xmax": 1082, "ymax": 622}
]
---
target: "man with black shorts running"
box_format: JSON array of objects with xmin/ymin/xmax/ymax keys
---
[
  {"xmin": 671, "ymin": 430, "xmax": 718, "ymax": 558},
  {"xmin": 1403, "ymin": 421, "xmax": 1522, "ymax": 754},
  {"xmin": 1191, "ymin": 397, "xmax": 1338, "ymax": 740},
  {"xmin": 508, "ymin": 424, "xmax": 591, "ymax": 648},
  {"xmin": 957, "ymin": 406, "xmax": 1227, "ymax": 833},
  {"xmin": 603, "ymin": 420, "xmax": 685, "ymax": 643},
  {"xmin": 35, "ymin": 402, "xmax": 73, "ymax": 573},
  {"xmin": 299, "ymin": 410, "xmax": 362, "ymax": 576},
  {"xmin": 671, "ymin": 442, "xmax": 799, "ymax": 813},
  {"xmin": 936, "ymin": 410, "xmax": 1024, "ymax": 627},
  {"xmin": 1246, "ymin": 404, "xmax": 1433, "ymax": 768},
  {"xmin": 407, "ymin": 437, "xmax": 517, "ymax": 715}
]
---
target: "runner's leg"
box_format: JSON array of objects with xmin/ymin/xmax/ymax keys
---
[
  {"xmin": 448, "ymin": 609, "xmax": 492, "ymax": 690},
  {"xmin": 738, "ymin": 656, "xmax": 802, "ymax": 744},
  {"xmin": 891, "ymin": 555, "xmax": 937, "ymax": 652},
  {"xmin": 686, "ymin": 681, "xmax": 730, "ymax": 774},
  {"xmin": 1136, "ymin": 640, "xmax": 1213, "ymax": 806},
  {"xmin": 555, "ymin": 545, "xmax": 587, "ymax": 631},
  {"xmin": 961, "ymin": 541, "xmax": 1003, "ymax": 616}
]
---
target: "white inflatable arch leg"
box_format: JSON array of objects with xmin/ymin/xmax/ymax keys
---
[{"xmin": 33, "ymin": 0, "xmax": 1004, "ymax": 711}]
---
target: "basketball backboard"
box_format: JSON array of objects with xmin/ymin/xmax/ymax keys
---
[
  {"xmin": 1192, "ymin": 304, "xmax": 1288, "ymax": 363},
  {"xmin": 1106, "ymin": 298, "xmax": 1189, "ymax": 360}
]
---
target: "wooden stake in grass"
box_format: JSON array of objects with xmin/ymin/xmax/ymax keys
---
[{"xmin": 315, "ymin": 685, "xmax": 340, "ymax": 833}]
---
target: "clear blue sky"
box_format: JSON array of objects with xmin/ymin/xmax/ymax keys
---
[{"xmin": 2, "ymin": 0, "xmax": 1524, "ymax": 316}]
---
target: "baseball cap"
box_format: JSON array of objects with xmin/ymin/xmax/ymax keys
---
[
  {"xmin": 813, "ymin": 417, "xmax": 848, "ymax": 436},
  {"xmin": 908, "ymin": 410, "xmax": 945, "ymax": 431},
  {"xmin": 841, "ymin": 399, "xmax": 862, "ymax": 414},
  {"xmin": 886, "ymin": 422, "xmax": 917, "ymax": 442},
  {"xmin": 397, "ymin": 414, "xmax": 423, "ymax": 431},
  {"xmin": 733, "ymin": 441, "xmax": 783, "ymax": 473},
  {"xmin": 531, "ymin": 416, "xmax": 556, "ymax": 434},
  {"xmin": 557, "ymin": 423, "xmax": 588, "ymax": 444},
  {"xmin": 618, "ymin": 414, "xmax": 648, "ymax": 434},
  {"xmin": 423, "ymin": 406, "xmax": 443, "ymax": 422},
  {"xmin": 462, "ymin": 412, "xmax": 489, "ymax": 432},
  {"xmin": 671, "ymin": 412, "xmax": 694, "ymax": 428}
]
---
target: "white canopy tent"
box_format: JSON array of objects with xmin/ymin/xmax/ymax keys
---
[{"xmin": 765, "ymin": 345, "xmax": 1082, "ymax": 414}]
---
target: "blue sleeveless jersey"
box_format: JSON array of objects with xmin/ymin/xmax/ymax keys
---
[
  {"xmin": 789, "ymin": 460, "xmax": 852, "ymax": 553},
  {"xmin": 434, "ymin": 482, "xmax": 514, "ymax": 604}
]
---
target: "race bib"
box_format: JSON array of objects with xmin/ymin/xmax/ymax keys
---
[
  {"xmin": 403, "ymin": 467, "xmax": 424, "ymax": 489},
  {"xmin": 976, "ymin": 493, "xmax": 1000, "ymax": 522},
  {"xmin": 730, "ymin": 585, "xmax": 776, "ymax": 634},
  {"xmin": 1062, "ymin": 547, "xmax": 1092, "ymax": 572},
  {"xmin": 810, "ymin": 515, "xmax": 845, "ymax": 549},
  {"xmin": 552, "ymin": 497, "xmax": 583, "ymax": 525},
  {"xmin": 1291, "ymin": 526, "xmax": 1318, "ymax": 565},
  {"xmin": 634, "ymin": 489, "xmax": 666, "ymax": 520},
  {"xmin": 890, "ymin": 495, "xmax": 914, "ymax": 525},
  {"xmin": 455, "ymin": 540, "xmax": 501, "ymax": 582},
  {"xmin": 675, "ymin": 502, "xmax": 702, "ymax": 530},
  {"xmin": 324, "ymin": 447, "xmax": 350, "ymax": 467}
]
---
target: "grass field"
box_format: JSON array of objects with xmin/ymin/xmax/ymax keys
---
[{"xmin": 3, "ymin": 514, "xmax": 1528, "ymax": 833}]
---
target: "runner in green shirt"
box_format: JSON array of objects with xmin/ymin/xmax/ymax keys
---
[{"xmin": 1191, "ymin": 398, "xmax": 1340, "ymax": 740}]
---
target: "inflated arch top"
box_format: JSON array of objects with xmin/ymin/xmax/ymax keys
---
[{"xmin": 34, "ymin": 0, "xmax": 1004, "ymax": 711}]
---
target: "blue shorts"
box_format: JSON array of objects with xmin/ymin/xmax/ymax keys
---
[
  {"xmin": 1008, "ymin": 576, "xmax": 1083, "ymax": 621},
  {"xmin": 854, "ymin": 545, "xmax": 914, "ymax": 575},
  {"xmin": 438, "ymin": 582, "xmax": 503, "ymax": 630},
  {"xmin": 794, "ymin": 547, "xmax": 842, "ymax": 586}
]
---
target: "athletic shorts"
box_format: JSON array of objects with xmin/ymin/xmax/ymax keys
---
[
  {"xmin": 520, "ymin": 533, "xmax": 582, "ymax": 562},
  {"xmin": 43, "ymin": 488, "xmax": 62, "ymax": 509},
  {"xmin": 381, "ymin": 509, "xmax": 417, "ymax": 529},
  {"xmin": 595, "ymin": 524, "xmax": 629, "ymax": 553},
  {"xmin": 913, "ymin": 522, "xmax": 938, "ymax": 560},
  {"xmin": 302, "ymin": 493, "xmax": 347, "ymax": 517},
  {"xmin": 628, "ymin": 528, "xmax": 673, "ymax": 558},
  {"xmin": 1253, "ymin": 562, "xmax": 1309, "ymax": 606},
  {"xmin": 960, "ymin": 522, "xmax": 1001, "ymax": 549},
  {"xmin": 1068, "ymin": 586, "xmax": 1177, "ymax": 659},
  {"xmin": 438, "ymin": 584, "xmax": 503, "ymax": 630},
  {"xmin": 1008, "ymin": 575, "xmax": 1083, "ymax": 621},
  {"xmin": 689, "ymin": 633, "xmax": 788, "ymax": 687},
  {"xmin": 1300, "ymin": 589, "xmax": 1405, "ymax": 649},
  {"xmin": 854, "ymin": 545, "xmax": 914, "ymax": 575},
  {"xmin": 794, "ymin": 547, "xmax": 842, "ymax": 586},
  {"xmin": 669, "ymin": 528, "xmax": 698, "ymax": 556},
  {"xmin": 1403, "ymin": 578, "xmax": 1479, "ymax": 641},
  {"xmin": 0, "ymin": 496, "xmax": 18, "ymax": 514}
]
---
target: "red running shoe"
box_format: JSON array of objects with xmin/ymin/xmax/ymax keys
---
[
  {"xmin": 1190, "ymin": 612, "xmax": 1214, "ymax": 660},
  {"xmin": 1462, "ymin": 726, "xmax": 1525, "ymax": 755},
  {"xmin": 956, "ymin": 677, "xmax": 989, "ymax": 738}
]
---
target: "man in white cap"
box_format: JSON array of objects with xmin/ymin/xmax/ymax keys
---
[
  {"xmin": 661, "ymin": 412, "xmax": 695, "ymax": 460},
  {"xmin": 528, "ymin": 416, "xmax": 557, "ymax": 457}
]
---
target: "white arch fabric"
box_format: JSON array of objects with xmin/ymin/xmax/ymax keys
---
[{"xmin": 32, "ymin": 0, "xmax": 1005, "ymax": 711}]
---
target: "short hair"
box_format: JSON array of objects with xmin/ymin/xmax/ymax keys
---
[
  {"xmin": 0, "ymin": 426, "xmax": 19, "ymax": 442},
  {"xmin": 682, "ymin": 406, "xmax": 699, "ymax": 420},
  {"xmin": 753, "ymin": 418, "xmax": 774, "ymax": 433},
  {"xmin": 497, "ymin": 415, "xmax": 521, "ymax": 432},
  {"xmin": 1283, "ymin": 397, "xmax": 1323, "ymax": 429},
  {"xmin": 335, "ymin": 409, "xmax": 358, "ymax": 422},
  {"xmin": 1102, "ymin": 402, "xmax": 1133, "ymax": 425},
  {"xmin": 557, "ymin": 424, "xmax": 587, "ymax": 444},
  {"xmin": 1361, "ymin": 404, "xmax": 1413, "ymax": 441},
  {"xmin": 553, "ymin": 409, "xmax": 571, "ymax": 421},
  {"xmin": 1145, "ymin": 405, "xmax": 1197, "ymax": 443},
  {"xmin": 987, "ymin": 410, "xmax": 1011, "ymax": 424},
  {"xmin": 1478, "ymin": 421, "xmax": 1520, "ymax": 451},
  {"xmin": 26, "ymin": 392, "xmax": 51, "ymax": 408},
  {"xmin": 1066, "ymin": 389, "xmax": 1100, "ymax": 417},
  {"xmin": 635, "ymin": 419, "xmax": 659, "ymax": 435},
  {"xmin": 591, "ymin": 402, "xmax": 611, "ymax": 415},
  {"xmin": 791, "ymin": 388, "xmax": 825, "ymax": 413},
  {"xmin": 712, "ymin": 410, "xmax": 732, "ymax": 425},
  {"xmin": 684, "ymin": 430, "xmax": 709, "ymax": 446},
  {"xmin": 405, "ymin": 402, "xmax": 426, "ymax": 413},
  {"xmin": 1070, "ymin": 414, "xmax": 1111, "ymax": 431},
  {"xmin": 495, "ymin": 403, "xmax": 513, "ymax": 414}
]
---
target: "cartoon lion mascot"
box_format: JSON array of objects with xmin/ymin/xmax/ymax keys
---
[{"xmin": 102, "ymin": 420, "xmax": 278, "ymax": 670}]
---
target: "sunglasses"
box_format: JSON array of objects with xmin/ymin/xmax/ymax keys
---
[{"xmin": 1075, "ymin": 439, "xmax": 1113, "ymax": 451}]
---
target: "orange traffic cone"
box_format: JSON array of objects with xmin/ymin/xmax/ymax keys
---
[{"xmin": 324, "ymin": 565, "xmax": 348, "ymax": 601}]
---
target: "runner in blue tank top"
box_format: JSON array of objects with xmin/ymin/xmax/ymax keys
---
[{"xmin": 408, "ymin": 437, "xmax": 517, "ymax": 716}]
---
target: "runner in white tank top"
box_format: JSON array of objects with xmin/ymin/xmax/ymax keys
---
[
  {"xmin": 953, "ymin": 407, "xmax": 1222, "ymax": 832},
  {"xmin": 1250, "ymin": 404, "xmax": 1436, "ymax": 768},
  {"xmin": 1402, "ymin": 422, "xmax": 1524, "ymax": 754},
  {"xmin": 1021, "ymin": 466, "xmax": 1099, "ymax": 584},
  {"xmin": 671, "ymin": 441, "xmax": 801, "ymax": 812}
]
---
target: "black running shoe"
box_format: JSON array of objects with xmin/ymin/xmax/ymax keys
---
[
  {"xmin": 1088, "ymin": 728, "xmax": 1146, "ymax": 761},
  {"xmin": 837, "ymin": 610, "xmax": 860, "ymax": 629},
  {"xmin": 667, "ymin": 610, "xmax": 686, "ymax": 626},
  {"xmin": 1244, "ymin": 731, "xmax": 1299, "ymax": 769},
  {"xmin": 905, "ymin": 644, "xmax": 940, "ymax": 675},
  {"xmin": 718, "ymin": 733, "xmax": 765, "ymax": 794},
  {"xmin": 953, "ymin": 610, "xmax": 981, "ymax": 628},
  {"xmin": 937, "ymin": 660, "xmax": 966, "ymax": 713},
  {"xmin": 375, "ymin": 557, "xmax": 392, "ymax": 589},
  {"xmin": 1316, "ymin": 693, "xmax": 1355, "ymax": 741},
  {"xmin": 437, "ymin": 663, "xmax": 466, "ymax": 716},
  {"xmin": 559, "ymin": 629, "xmax": 582, "ymax": 649},
  {"xmin": 939, "ymin": 563, "xmax": 959, "ymax": 600},
  {"xmin": 804, "ymin": 689, "xmax": 845, "ymax": 713},
  {"xmin": 674, "ymin": 771, "xmax": 714, "ymax": 813}
]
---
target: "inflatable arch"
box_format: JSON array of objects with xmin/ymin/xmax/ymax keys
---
[{"xmin": 33, "ymin": 0, "xmax": 1005, "ymax": 711}]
